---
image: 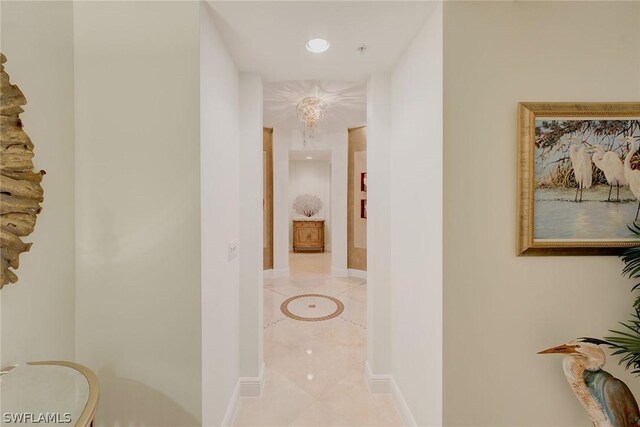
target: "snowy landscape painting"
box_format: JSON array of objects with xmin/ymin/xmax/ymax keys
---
[{"xmin": 518, "ymin": 103, "xmax": 640, "ymax": 255}]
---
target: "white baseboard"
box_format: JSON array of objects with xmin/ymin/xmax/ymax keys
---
[
  {"xmin": 348, "ymin": 269, "xmax": 367, "ymax": 279},
  {"xmin": 364, "ymin": 360, "xmax": 392, "ymax": 394},
  {"xmin": 391, "ymin": 379, "xmax": 417, "ymax": 427},
  {"xmin": 239, "ymin": 362, "xmax": 265, "ymax": 398},
  {"xmin": 365, "ymin": 361, "xmax": 417, "ymax": 426},
  {"xmin": 332, "ymin": 268, "xmax": 349, "ymax": 277},
  {"xmin": 221, "ymin": 382, "xmax": 240, "ymax": 427},
  {"xmin": 222, "ymin": 363, "xmax": 265, "ymax": 426},
  {"xmin": 263, "ymin": 269, "xmax": 273, "ymax": 279},
  {"xmin": 271, "ymin": 268, "xmax": 289, "ymax": 278}
]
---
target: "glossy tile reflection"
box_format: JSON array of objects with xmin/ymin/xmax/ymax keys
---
[{"xmin": 234, "ymin": 253, "xmax": 402, "ymax": 427}]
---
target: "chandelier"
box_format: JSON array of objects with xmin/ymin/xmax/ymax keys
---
[{"xmin": 296, "ymin": 96, "xmax": 327, "ymax": 145}]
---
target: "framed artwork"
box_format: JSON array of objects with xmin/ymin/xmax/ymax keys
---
[
  {"xmin": 360, "ymin": 199, "xmax": 367, "ymax": 219},
  {"xmin": 361, "ymin": 172, "xmax": 367, "ymax": 192},
  {"xmin": 517, "ymin": 102, "xmax": 640, "ymax": 255}
]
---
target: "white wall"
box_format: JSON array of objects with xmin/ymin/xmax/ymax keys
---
[
  {"xmin": 273, "ymin": 122, "xmax": 347, "ymax": 274},
  {"xmin": 443, "ymin": 2, "xmax": 640, "ymax": 426},
  {"xmin": 200, "ymin": 3, "xmax": 242, "ymax": 425},
  {"xmin": 73, "ymin": 2, "xmax": 202, "ymax": 425},
  {"xmin": 273, "ymin": 126, "xmax": 290, "ymax": 275},
  {"xmin": 389, "ymin": 4, "xmax": 443, "ymax": 425},
  {"xmin": 366, "ymin": 73, "xmax": 392, "ymax": 378},
  {"xmin": 0, "ymin": 1, "xmax": 76, "ymax": 366},
  {"xmin": 239, "ymin": 72, "xmax": 264, "ymax": 383},
  {"xmin": 331, "ymin": 136, "xmax": 348, "ymax": 275},
  {"xmin": 289, "ymin": 159, "xmax": 332, "ymax": 250}
]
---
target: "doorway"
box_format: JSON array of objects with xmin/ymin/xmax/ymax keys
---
[
  {"xmin": 347, "ymin": 127, "xmax": 367, "ymax": 274},
  {"xmin": 263, "ymin": 128, "xmax": 274, "ymax": 270},
  {"xmin": 289, "ymin": 150, "xmax": 332, "ymax": 266}
]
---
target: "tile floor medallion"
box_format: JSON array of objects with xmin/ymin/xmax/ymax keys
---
[
  {"xmin": 280, "ymin": 294, "xmax": 345, "ymax": 322},
  {"xmin": 233, "ymin": 252, "xmax": 403, "ymax": 427}
]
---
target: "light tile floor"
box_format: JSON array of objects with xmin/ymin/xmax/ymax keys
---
[{"xmin": 233, "ymin": 252, "xmax": 403, "ymax": 427}]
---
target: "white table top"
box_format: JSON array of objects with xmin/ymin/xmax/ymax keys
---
[{"xmin": 1, "ymin": 362, "xmax": 98, "ymax": 426}]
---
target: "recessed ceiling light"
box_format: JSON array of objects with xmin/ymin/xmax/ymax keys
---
[
  {"xmin": 306, "ymin": 156, "xmax": 313, "ymax": 160},
  {"xmin": 306, "ymin": 38, "xmax": 330, "ymax": 53}
]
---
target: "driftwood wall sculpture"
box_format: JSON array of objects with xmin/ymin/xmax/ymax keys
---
[{"xmin": 0, "ymin": 53, "xmax": 45, "ymax": 288}]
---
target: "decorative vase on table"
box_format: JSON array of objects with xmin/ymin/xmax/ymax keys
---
[{"xmin": 292, "ymin": 194, "xmax": 324, "ymax": 252}]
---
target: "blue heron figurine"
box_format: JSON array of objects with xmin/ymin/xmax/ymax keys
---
[{"xmin": 539, "ymin": 337, "xmax": 640, "ymax": 427}]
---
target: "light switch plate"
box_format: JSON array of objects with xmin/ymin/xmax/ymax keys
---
[{"xmin": 228, "ymin": 240, "xmax": 238, "ymax": 261}]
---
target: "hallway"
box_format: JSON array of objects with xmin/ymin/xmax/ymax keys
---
[
  {"xmin": 3, "ymin": 1, "xmax": 639, "ymax": 425},
  {"xmin": 233, "ymin": 253, "xmax": 402, "ymax": 426}
]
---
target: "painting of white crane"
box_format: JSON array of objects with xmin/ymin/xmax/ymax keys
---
[
  {"xmin": 533, "ymin": 118, "xmax": 640, "ymax": 241},
  {"xmin": 624, "ymin": 136, "xmax": 640, "ymax": 222},
  {"xmin": 592, "ymin": 144, "xmax": 626, "ymax": 202},
  {"xmin": 568, "ymin": 137, "xmax": 593, "ymax": 202},
  {"xmin": 517, "ymin": 103, "xmax": 640, "ymax": 255}
]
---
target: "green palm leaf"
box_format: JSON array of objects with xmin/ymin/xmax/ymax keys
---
[{"xmin": 605, "ymin": 223, "xmax": 640, "ymax": 374}]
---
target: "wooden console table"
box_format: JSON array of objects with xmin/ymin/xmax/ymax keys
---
[
  {"xmin": 1, "ymin": 360, "xmax": 99, "ymax": 426},
  {"xmin": 293, "ymin": 219, "xmax": 325, "ymax": 252}
]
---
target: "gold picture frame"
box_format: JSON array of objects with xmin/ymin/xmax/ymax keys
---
[{"xmin": 517, "ymin": 102, "xmax": 640, "ymax": 256}]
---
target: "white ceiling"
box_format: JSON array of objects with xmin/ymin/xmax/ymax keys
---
[
  {"xmin": 209, "ymin": 1, "xmax": 436, "ymax": 82},
  {"xmin": 263, "ymin": 80, "xmax": 366, "ymax": 128},
  {"xmin": 289, "ymin": 149, "xmax": 332, "ymax": 161}
]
